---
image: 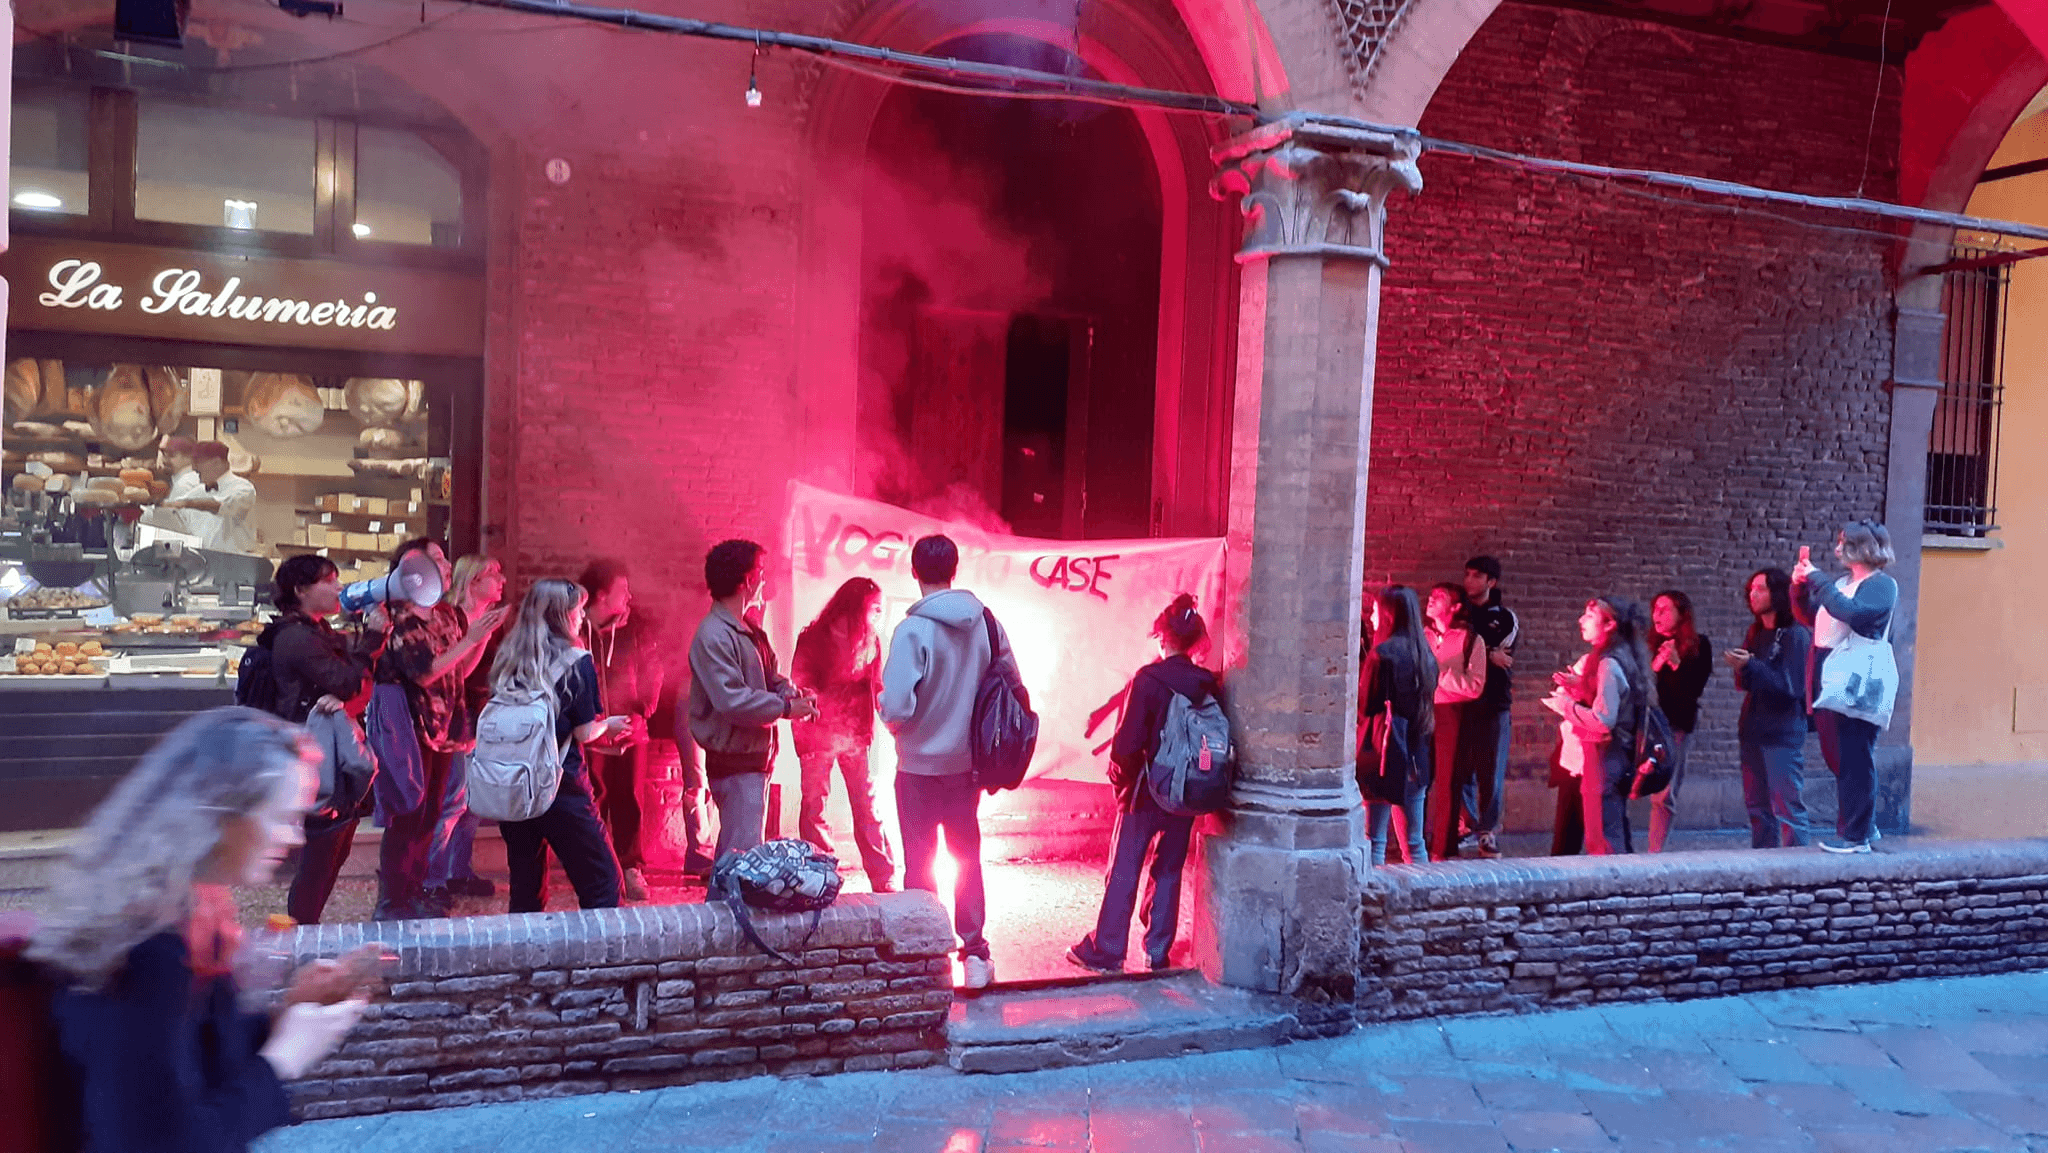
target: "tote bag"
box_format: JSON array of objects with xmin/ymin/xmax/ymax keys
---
[{"xmin": 1813, "ymin": 583, "xmax": 1898, "ymax": 730}]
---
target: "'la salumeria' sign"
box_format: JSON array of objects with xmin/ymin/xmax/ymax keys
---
[{"xmin": 0, "ymin": 237, "xmax": 484, "ymax": 358}]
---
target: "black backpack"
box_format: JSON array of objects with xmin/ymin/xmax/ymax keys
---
[
  {"xmin": 1625, "ymin": 695, "xmax": 1679, "ymax": 799},
  {"xmin": 970, "ymin": 609, "xmax": 1038, "ymax": 794},
  {"xmin": 234, "ymin": 642, "xmax": 284, "ymax": 717}
]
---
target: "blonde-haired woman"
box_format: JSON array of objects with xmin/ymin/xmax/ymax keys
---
[
  {"xmin": 492, "ymin": 578, "xmax": 629, "ymax": 912},
  {"xmin": 30, "ymin": 708, "xmax": 378, "ymax": 1152},
  {"xmin": 426, "ymin": 553, "xmax": 509, "ymax": 903}
]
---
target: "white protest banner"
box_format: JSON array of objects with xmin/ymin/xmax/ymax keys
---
[{"xmin": 779, "ymin": 482, "xmax": 1226, "ymax": 782}]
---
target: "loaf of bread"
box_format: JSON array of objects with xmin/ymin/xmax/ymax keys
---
[
  {"xmin": 245, "ymin": 373, "xmax": 324, "ymax": 437},
  {"xmin": 147, "ymin": 367, "xmax": 186, "ymax": 437},
  {"xmin": 72, "ymin": 488, "xmax": 120, "ymax": 506},
  {"xmin": 118, "ymin": 468, "xmax": 155, "ymax": 488},
  {"xmin": 43, "ymin": 475, "xmax": 72, "ymax": 493},
  {"xmin": 11, "ymin": 474, "xmax": 44, "ymax": 492},
  {"xmin": 120, "ymin": 486, "xmax": 152, "ymax": 503}
]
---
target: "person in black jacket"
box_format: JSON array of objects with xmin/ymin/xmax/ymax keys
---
[
  {"xmin": 1451, "ymin": 556, "xmax": 1519, "ymax": 858},
  {"xmin": 259, "ymin": 554, "xmax": 378, "ymax": 924},
  {"xmin": 1068, "ymin": 595, "xmax": 1220, "ymax": 973},
  {"xmin": 1360, "ymin": 586, "xmax": 1439, "ymax": 866},
  {"xmin": 1725, "ymin": 568, "xmax": 1813, "ymax": 848},
  {"xmin": 1646, "ymin": 590, "xmax": 1712, "ymax": 853},
  {"xmin": 28, "ymin": 709, "xmax": 378, "ymax": 1153}
]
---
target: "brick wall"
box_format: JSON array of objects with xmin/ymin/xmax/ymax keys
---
[
  {"xmin": 1356, "ymin": 841, "xmax": 2048, "ymax": 1021},
  {"xmin": 284, "ymin": 893, "xmax": 954, "ymax": 1119},
  {"xmin": 1373, "ymin": 2, "xmax": 1902, "ymax": 831}
]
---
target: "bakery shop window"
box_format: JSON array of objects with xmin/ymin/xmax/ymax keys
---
[
  {"xmin": 135, "ymin": 96, "xmax": 317, "ymax": 235},
  {"xmin": 4, "ymin": 360, "xmax": 449, "ymax": 593},
  {"xmin": 355, "ymin": 126, "xmax": 464, "ymax": 249},
  {"xmin": 10, "ymin": 85, "xmax": 89, "ymax": 217}
]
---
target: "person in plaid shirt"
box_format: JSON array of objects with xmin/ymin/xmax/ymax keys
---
[{"xmin": 367, "ymin": 539, "xmax": 505, "ymax": 920}]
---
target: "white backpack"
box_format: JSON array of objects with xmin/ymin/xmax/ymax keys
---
[{"xmin": 468, "ymin": 648, "xmax": 586, "ymax": 822}]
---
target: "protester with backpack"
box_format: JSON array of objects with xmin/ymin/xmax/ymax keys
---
[
  {"xmin": 1359, "ymin": 587, "xmax": 1439, "ymax": 866},
  {"xmin": 480, "ymin": 579, "xmax": 629, "ymax": 913},
  {"xmin": 1542, "ymin": 596, "xmax": 1655, "ymax": 855},
  {"xmin": 254, "ymin": 554, "xmax": 379, "ymax": 924},
  {"xmin": 29, "ymin": 709, "xmax": 380, "ymax": 1152},
  {"xmin": 425, "ymin": 554, "xmax": 509, "ymax": 906},
  {"xmin": 880, "ymin": 535, "xmax": 1022, "ymax": 991},
  {"xmin": 1068, "ymin": 595, "xmax": 1225, "ymax": 973}
]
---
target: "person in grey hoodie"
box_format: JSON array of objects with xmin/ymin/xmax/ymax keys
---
[
  {"xmin": 687, "ymin": 540, "xmax": 817, "ymax": 858},
  {"xmin": 880, "ymin": 535, "xmax": 1020, "ymax": 991}
]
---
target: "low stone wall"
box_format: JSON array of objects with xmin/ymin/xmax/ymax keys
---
[
  {"xmin": 285, "ymin": 893, "xmax": 956, "ymax": 1119},
  {"xmin": 1358, "ymin": 840, "xmax": 2048, "ymax": 1021}
]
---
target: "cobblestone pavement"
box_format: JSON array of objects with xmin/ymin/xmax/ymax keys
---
[{"xmin": 262, "ymin": 967, "xmax": 2048, "ymax": 1153}]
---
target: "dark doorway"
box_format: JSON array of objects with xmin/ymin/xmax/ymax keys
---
[
  {"xmin": 856, "ymin": 34, "xmax": 1162, "ymax": 539},
  {"xmin": 1002, "ymin": 315, "xmax": 1092, "ymax": 539}
]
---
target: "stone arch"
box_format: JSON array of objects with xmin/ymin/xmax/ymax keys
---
[{"xmin": 792, "ymin": 0, "xmax": 1262, "ymax": 535}]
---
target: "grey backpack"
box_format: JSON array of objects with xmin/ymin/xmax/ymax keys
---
[
  {"xmin": 468, "ymin": 649, "xmax": 587, "ymax": 822},
  {"xmin": 1146, "ymin": 688, "xmax": 1235, "ymax": 817}
]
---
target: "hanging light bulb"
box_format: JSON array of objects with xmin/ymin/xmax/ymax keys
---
[{"xmin": 745, "ymin": 37, "xmax": 763, "ymax": 108}]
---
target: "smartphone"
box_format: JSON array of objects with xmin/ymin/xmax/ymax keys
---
[{"xmin": 1799, "ymin": 545, "xmax": 1811, "ymax": 564}]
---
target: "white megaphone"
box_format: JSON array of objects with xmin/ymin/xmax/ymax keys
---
[{"xmin": 338, "ymin": 550, "xmax": 445, "ymax": 613}]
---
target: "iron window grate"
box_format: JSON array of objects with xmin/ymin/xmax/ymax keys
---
[{"xmin": 1926, "ymin": 248, "xmax": 2009, "ymax": 538}]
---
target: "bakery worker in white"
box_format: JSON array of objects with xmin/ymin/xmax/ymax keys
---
[
  {"xmin": 142, "ymin": 436, "xmax": 204, "ymax": 535},
  {"xmin": 162, "ymin": 441, "xmax": 257, "ymax": 554}
]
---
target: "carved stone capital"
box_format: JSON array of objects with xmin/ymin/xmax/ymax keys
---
[{"xmin": 1211, "ymin": 115, "xmax": 1423, "ymax": 266}]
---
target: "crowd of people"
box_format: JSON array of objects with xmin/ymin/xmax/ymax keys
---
[{"xmin": 1361, "ymin": 522, "xmax": 1901, "ymax": 862}]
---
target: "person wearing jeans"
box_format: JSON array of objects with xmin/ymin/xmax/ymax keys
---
[
  {"xmin": 1069, "ymin": 594, "xmax": 1218, "ymax": 973},
  {"xmin": 1453, "ymin": 557, "xmax": 1519, "ymax": 858},
  {"xmin": 688, "ymin": 540, "xmax": 815, "ymax": 859},
  {"xmin": 1543, "ymin": 596, "xmax": 1651, "ymax": 856},
  {"xmin": 1793, "ymin": 521, "xmax": 1899, "ymax": 854},
  {"xmin": 1727, "ymin": 568, "xmax": 1813, "ymax": 848},
  {"xmin": 880, "ymin": 535, "xmax": 1021, "ymax": 991},
  {"xmin": 580, "ymin": 559, "xmax": 665, "ymax": 902},
  {"xmin": 793, "ymin": 578, "xmax": 895, "ymax": 891}
]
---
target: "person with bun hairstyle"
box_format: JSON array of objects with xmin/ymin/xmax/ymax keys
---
[
  {"xmin": 1793, "ymin": 520, "xmax": 1899, "ymax": 854},
  {"xmin": 1068, "ymin": 594, "xmax": 1222, "ymax": 973},
  {"xmin": 1543, "ymin": 596, "xmax": 1654, "ymax": 855},
  {"xmin": 30, "ymin": 708, "xmax": 381, "ymax": 1153}
]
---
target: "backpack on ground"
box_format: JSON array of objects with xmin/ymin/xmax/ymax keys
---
[
  {"xmin": 710, "ymin": 839, "xmax": 843, "ymax": 964},
  {"xmin": 1147, "ymin": 687, "xmax": 1236, "ymax": 817},
  {"xmin": 467, "ymin": 649, "xmax": 586, "ymax": 822},
  {"xmin": 234, "ymin": 642, "xmax": 283, "ymax": 717},
  {"xmin": 970, "ymin": 609, "xmax": 1039, "ymax": 795},
  {"xmin": 1626, "ymin": 698, "xmax": 1679, "ymax": 800}
]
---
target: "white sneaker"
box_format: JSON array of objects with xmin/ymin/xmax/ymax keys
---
[
  {"xmin": 962, "ymin": 955, "xmax": 994, "ymax": 990},
  {"xmin": 623, "ymin": 867, "xmax": 651, "ymax": 901}
]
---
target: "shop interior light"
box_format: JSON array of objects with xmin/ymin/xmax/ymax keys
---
[
  {"xmin": 223, "ymin": 198, "xmax": 259, "ymax": 229},
  {"xmin": 351, "ymin": 222, "xmax": 372, "ymax": 237},
  {"xmin": 12, "ymin": 191, "xmax": 63, "ymax": 210},
  {"xmin": 0, "ymin": 565, "xmax": 27, "ymax": 596}
]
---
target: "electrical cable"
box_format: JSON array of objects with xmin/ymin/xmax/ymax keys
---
[{"xmin": 1855, "ymin": 0, "xmax": 1895, "ymax": 198}]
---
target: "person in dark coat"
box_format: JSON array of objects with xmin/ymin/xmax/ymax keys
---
[
  {"xmin": 1726, "ymin": 568, "xmax": 1814, "ymax": 848},
  {"xmin": 1359, "ymin": 586, "xmax": 1439, "ymax": 866},
  {"xmin": 28, "ymin": 709, "xmax": 380, "ymax": 1153},
  {"xmin": 258, "ymin": 554, "xmax": 378, "ymax": 924},
  {"xmin": 1068, "ymin": 594, "xmax": 1221, "ymax": 973},
  {"xmin": 1646, "ymin": 589, "xmax": 1712, "ymax": 852}
]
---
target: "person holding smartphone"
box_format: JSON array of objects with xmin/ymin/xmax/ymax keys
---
[
  {"xmin": 490, "ymin": 579, "xmax": 630, "ymax": 912},
  {"xmin": 1724, "ymin": 568, "xmax": 1813, "ymax": 848}
]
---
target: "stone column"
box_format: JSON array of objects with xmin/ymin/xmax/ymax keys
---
[
  {"xmin": 1875, "ymin": 232, "xmax": 1949, "ymax": 835},
  {"xmin": 1196, "ymin": 115, "xmax": 1420, "ymax": 1029}
]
